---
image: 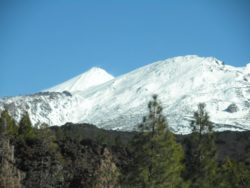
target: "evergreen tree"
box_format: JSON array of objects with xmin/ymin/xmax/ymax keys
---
[
  {"xmin": 36, "ymin": 123, "xmax": 57, "ymax": 151},
  {"xmin": 18, "ymin": 112, "xmax": 35, "ymax": 141},
  {"xmin": 0, "ymin": 110, "xmax": 18, "ymax": 138},
  {"xmin": 218, "ymin": 140, "xmax": 250, "ymax": 187},
  {"xmin": 34, "ymin": 123, "xmax": 62, "ymax": 187},
  {"xmin": 126, "ymin": 95, "xmax": 187, "ymax": 188},
  {"xmin": 218, "ymin": 158, "xmax": 250, "ymax": 188},
  {"xmin": 184, "ymin": 103, "xmax": 218, "ymax": 188}
]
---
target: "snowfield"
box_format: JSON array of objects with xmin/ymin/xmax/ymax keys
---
[{"xmin": 1, "ymin": 55, "xmax": 250, "ymax": 134}]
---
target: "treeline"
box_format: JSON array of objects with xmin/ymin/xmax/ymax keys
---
[{"xmin": 0, "ymin": 95, "xmax": 250, "ymax": 187}]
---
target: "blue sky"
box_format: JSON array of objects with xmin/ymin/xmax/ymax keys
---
[{"xmin": 0, "ymin": 0, "xmax": 250, "ymax": 97}]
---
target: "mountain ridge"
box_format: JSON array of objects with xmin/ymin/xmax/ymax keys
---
[{"xmin": 1, "ymin": 55, "xmax": 250, "ymax": 134}]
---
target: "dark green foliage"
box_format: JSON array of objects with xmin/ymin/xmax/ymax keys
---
[
  {"xmin": 114, "ymin": 135, "xmax": 123, "ymax": 146},
  {"xmin": 15, "ymin": 135, "xmax": 64, "ymax": 187},
  {"xmin": 126, "ymin": 95, "xmax": 186, "ymax": 188},
  {"xmin": 14, "ymin": 122, "xmax": 64, "ymax": 187},
  {"xmin": 35, "ymin": 123, "xmax": 59, "ymax": 154},
  {"xmin": 51, "ymin": 123, "xmax": 134, "ymax": 146},
  {"xmin": 217, "ymin": 140, "xmax": 250, "ymax": 187},
  {"xmin": 0, "ymin": 110, "xmax": 18, "ymax": 138},
  {"xmin": 184, "ymin": 103, "xmax": 218, "ymax": 188},
  {"xmin": 218, "ymin": 159, "xmax": 250, "ymax": 188},
  {"xmin": 14, "ymin": 124, "xmax": 67, "ymax": 187},
  {"xmin": 18, "ymin": 112, "xmax": 35, "ymax": 141},
  {"xmin": 1, "ymin": 117, "xmax": 250, "ymax": 187}
]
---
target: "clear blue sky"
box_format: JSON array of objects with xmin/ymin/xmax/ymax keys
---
[{"xmin": 0, "ymin": 0, "xmax": 249, "ymax": 97}]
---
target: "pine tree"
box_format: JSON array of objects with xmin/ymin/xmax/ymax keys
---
[
  {"xmin": 34, "ymin": 123, "xmax": 62, "ymax": 187},
  {"xmin": 185, "ymin": 103, "xmax": 218, "ymax": 188},
  {"xmin": 218, "ymin": 158, "xmax": 250, "ymax": 188},
  {"xmin": 218, "ymin": 140, "xmax": 250, "ymax": 188},
  {"xmin": 36, "ymin": 123, "xmax": 58, "ymax": 153},
  {"xmin": 126, "ymin": 95, "xmax": 187, "ymax": 188},
  {"xmin": 0, "ymin": 110, "xmax": 18, "ymax": 138},
  {"xmin": 18, "ymin": 112, "xmax": 35, "ymax": 141}
]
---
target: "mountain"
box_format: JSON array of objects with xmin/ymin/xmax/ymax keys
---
[
  {"xmin": 1, "ymin": 55, "xmax": 250, "ymax": 134},
  {"xmin": 45, "ymin": 67, "xmax": 114, "ymax": 93}
]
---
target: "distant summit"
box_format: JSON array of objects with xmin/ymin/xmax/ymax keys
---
[{"xmin": 45, "ymin": 67, "xmax": 114, "ymax": 93}]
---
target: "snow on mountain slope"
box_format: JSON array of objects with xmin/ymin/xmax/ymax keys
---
[
  {"xmin": 1, "ymin": 55, "xmax": 250, "ymax": 134},
  {"xmin": 0, "ymin": 92, "xmax": 78, "ymax": 126},
  {"xmin": 45, "ymin": 67, "xmax": 114, "ymax": 93}
]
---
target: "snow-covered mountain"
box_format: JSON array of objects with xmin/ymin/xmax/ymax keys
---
[
  {"xmin": 45, "ymin": 67, "xmax": 114, "ymax": 93},
  {"xmin": 1, "ymin": 55, "xmax": 250, "ymax": 134}
]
